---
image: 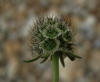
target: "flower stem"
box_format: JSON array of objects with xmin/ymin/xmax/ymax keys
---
[{"xmin": 52, "ymin": 54, "xmax": 59, "ymax": 82}]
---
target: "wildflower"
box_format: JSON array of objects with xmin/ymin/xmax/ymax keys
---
[{"xmin": 23, "ymin": 15, "xmax": 81, "ymax": 67}]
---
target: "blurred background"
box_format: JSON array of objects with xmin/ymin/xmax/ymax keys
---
[{"xmin": 0, "ymin": 0, "xmax": 100, "ymax": 82}]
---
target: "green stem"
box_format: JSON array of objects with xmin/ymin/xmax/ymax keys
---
[{"xmin": 52, "ymin": 54, "xmax": 59, "ymax": 82}]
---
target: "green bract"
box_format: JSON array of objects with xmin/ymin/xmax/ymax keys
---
[
  {"xmin": 40, "ymin": 39, "xmax": 60, "ymax": 54},
  {"xmin": 42, "ymin": 25, "xmax": 61, "ymax": 39},
  {"xmin": 62, "ymin": 31, "xmax": 73, "ymax": 42},
  {"xmin": 23, "ymin": 16, "xmax": 81, "ymax": 67},
  {"xmin": 57, "ymin": 21, "xmax": 68, "ymax": 33}
]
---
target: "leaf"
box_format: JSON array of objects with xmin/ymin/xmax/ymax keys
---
[
  {"xmin": 40, "ymin": 57, "xmax": 48, "ymax": 63},
  {"xmin": 61, "ymin": 49, "xmax": 82, "ymax": 59},
  {"xmin": 41, "ymin": 54, "xmax": 49, "ymax": 58},
  {"xmin": 23, "ymin": 55, "xmax": 41, "ymax": 63},
  {"xmin": 59, "ymin": 55, "xmax": 65, "ymax": 67},
  {"xmin": 69, "ymin": 52, "xmax": 82, "ymax": 59},
  {"xmin": 61, "ymin": 49, "xmax": 81, "ymax": 61},
  {"xmin": 66, "ymin": 53, "xmax": 75, "ymax": 61}
]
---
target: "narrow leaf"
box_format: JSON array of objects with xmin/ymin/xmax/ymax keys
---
[
  {"xmin": 67, "ymin": 53, "xmax": 75, "ymax": 61},
  {"xmin": 40, "ymin": 57, "xmax": 48, "ymax": 63},
  {"xmin": 59, "ymin": 55, "xmax": 65, "ymax": 67},
  {"xmin": 41, "ymin": 54, "xmax": 49, "ymax": 58},
  {"xmin": 69, "ymin": 52, "xmax": 82, "ymax": 59},
  {"xmin": 23, "ymin": 55, "xmax": 41, "ymax": 63},
  {"xmin": 61, "ymin": 49, "xmax": 82, "ymax": 59}
]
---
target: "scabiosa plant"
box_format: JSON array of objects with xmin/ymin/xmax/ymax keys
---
[{"xmin": 23, "ymin": 15, "xmax": 81, "ymax": 82}]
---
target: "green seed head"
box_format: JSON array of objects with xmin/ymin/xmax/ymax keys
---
[{"xmin": 23, "ymin": 15, "xmax": 81, "ymax": 66}]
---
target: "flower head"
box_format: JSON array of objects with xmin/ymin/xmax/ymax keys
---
[{"xmin": 23, "ymin": 15, "xmax": 81, "ymax": 67}]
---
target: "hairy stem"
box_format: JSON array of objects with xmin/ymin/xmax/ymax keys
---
[{"xmin": 52, "ymin": 54, "xmax": 59, "ymax": 82}]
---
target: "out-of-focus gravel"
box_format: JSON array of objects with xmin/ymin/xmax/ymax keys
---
[{"xmin": 0, "ymin": 0, "xmax": 100, "ymax": 82}]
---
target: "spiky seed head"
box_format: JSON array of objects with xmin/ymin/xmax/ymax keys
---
[{"xmin": 23, "ymin": 15, "xmax": 82, "ymax": 66}]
